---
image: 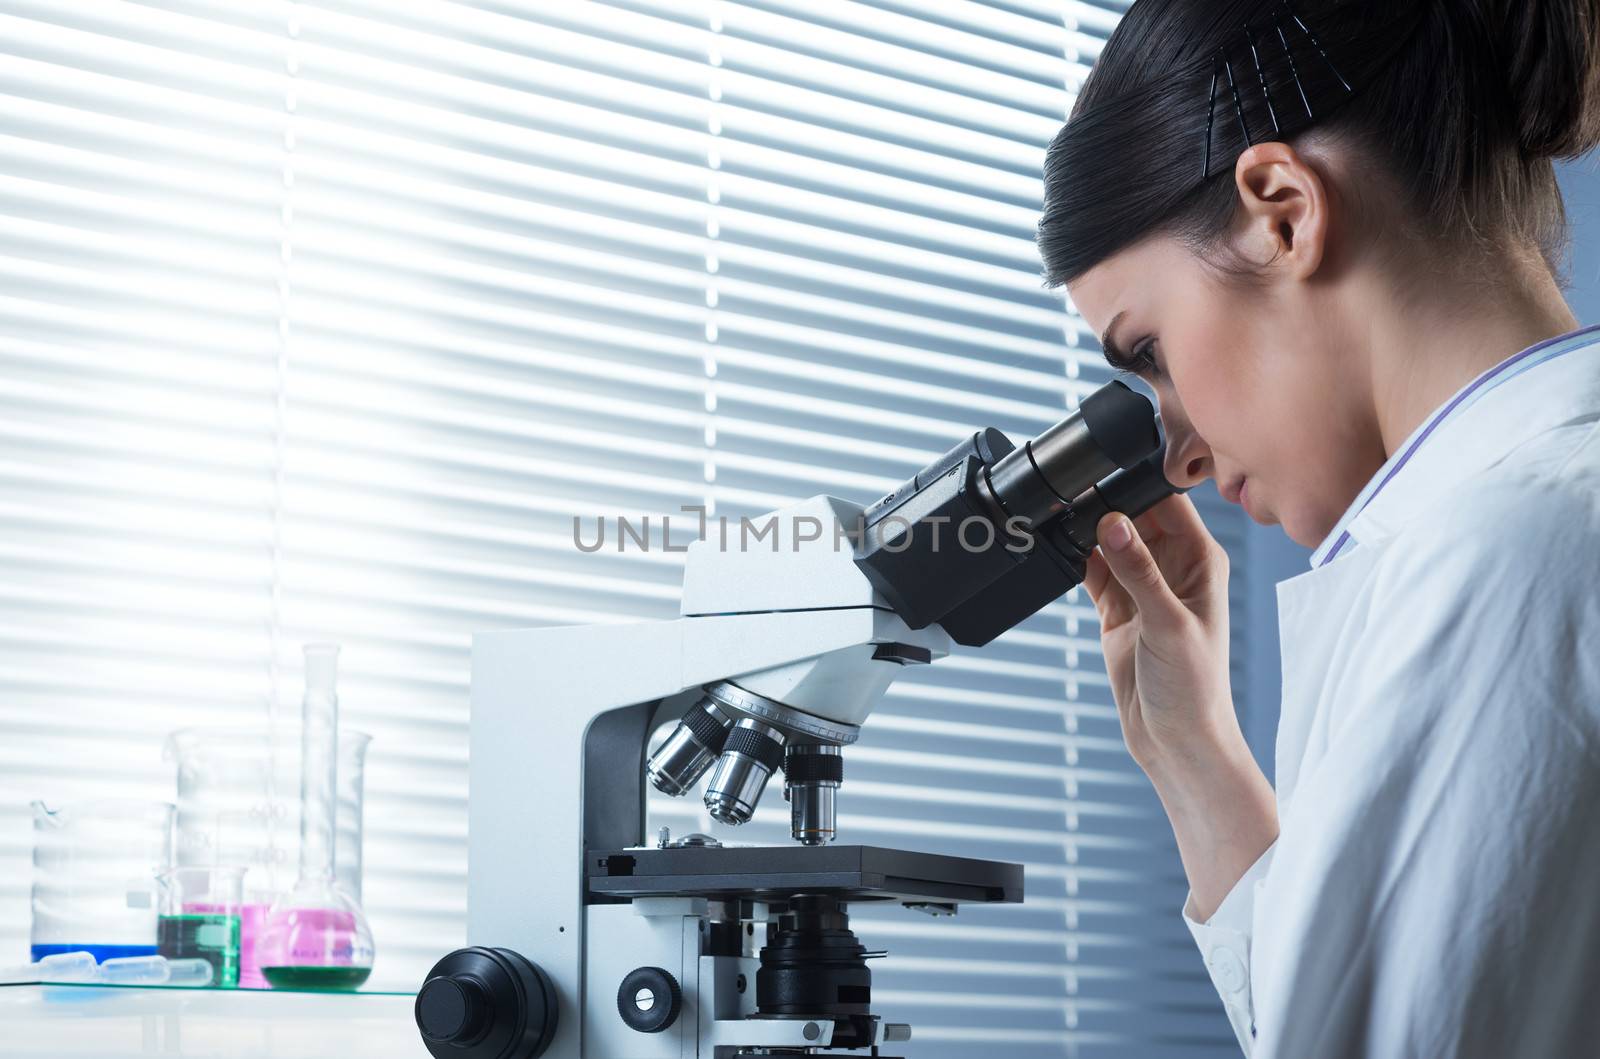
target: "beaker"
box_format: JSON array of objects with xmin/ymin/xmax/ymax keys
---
[
  {"xmin": 166, "ymin": 724, "xmax": 370, "ymax": 988},
  {"xmin": 166, "ymin": 728, "xmax": 291, "ymax": 890},
  {"xmin": 30, "ymin": 800, "xmax": 173, "ymax": 962},
  {"xmin": 258, "ymin": 644, "xmax": 375, "ymax": 990},
  {"xmin": 158, "ymin": 865, "xmax": 244, "ymax": 988}
]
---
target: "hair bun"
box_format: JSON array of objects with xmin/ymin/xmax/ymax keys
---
[{"xmin": 1494, "ymin": 0, "xmax": 1600, "ymax": 159}]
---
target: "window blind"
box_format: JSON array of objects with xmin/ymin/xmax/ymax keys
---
[{"xmin": 0, "ymin": 1, "xmax": 1248, "ymax": 1054}]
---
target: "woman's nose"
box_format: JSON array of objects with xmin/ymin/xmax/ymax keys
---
[{"xmin": 1162, "ymin": 425, "xmax": 1213, "ymax": 488}]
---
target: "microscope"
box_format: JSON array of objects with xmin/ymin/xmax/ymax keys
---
[{"xmin": 414, "ymin": 380, "xmax": 1180, "ymax": 1059}]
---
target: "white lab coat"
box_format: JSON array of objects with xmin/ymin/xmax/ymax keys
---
[{"xmin": 1183, "ymin": 325, "xmax": 1600, "ymax": 1057}]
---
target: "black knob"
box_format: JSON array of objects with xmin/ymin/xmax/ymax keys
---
[
  {"xmin": 616, "ymin": 966, "xmax": 681, "ymax": 1033},
  {"xmin": 418, "ymin": 975, "xmax": 487, "ymax": 1042},
  {"xmin": 416, "ymin": 947, "xmax": 559, "ymax": 1059}
]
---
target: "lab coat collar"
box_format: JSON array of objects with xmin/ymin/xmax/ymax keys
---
[{"xmin": 1312, "ymin": 325, "xmax": 1600, "ymax": 567}]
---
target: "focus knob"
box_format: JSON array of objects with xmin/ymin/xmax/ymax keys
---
[
  {"xmin": 617, "ymin": 966, "xmax": 681, "ymax": 1033},
  {"xmin": 416, "ymin": 947, "xmax": 558, "ymax": 1059},
  {"xmin": 417, "ymin": 975, "xmax": 487, "ymax": 1043}
]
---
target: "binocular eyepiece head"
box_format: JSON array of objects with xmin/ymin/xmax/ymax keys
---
[{"xmin": 853, "ymin": 379, "xmax": 1182, "ymax": 647}]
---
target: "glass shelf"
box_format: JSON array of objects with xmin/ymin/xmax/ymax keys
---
[
  {"xmin": 0, "ymin": 981, "xmax": 411, "ymax": 995},
  {"xmin": 0, "ymin": 982, "xmax": 425, "ymax": 1058}
]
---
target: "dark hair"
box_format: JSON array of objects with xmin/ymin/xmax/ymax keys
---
[{"xmin": 1037, "ymin": 0, "xmax": 1600, "ymax": 289}]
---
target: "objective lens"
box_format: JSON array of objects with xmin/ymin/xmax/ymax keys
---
[
  {"xmin": 646, "ymin": 695, "xmax": 734, "ymax": 797},
  {"xmin": 784, "ymin": 745, "xmax": 843, "ymax": 846},
  {"xmin": 704, "ymin": 719, "xmax": 786, "ymax": 825}
]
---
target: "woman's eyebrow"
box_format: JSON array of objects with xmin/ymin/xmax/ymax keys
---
[{"xmin": 1100, "ymin": 310, "xmax": 1131, "ymax": 368}]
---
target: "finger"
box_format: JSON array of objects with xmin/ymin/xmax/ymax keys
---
[
  {"xmin": 1130, "ymin": 508, "xmax": 1166, "ymax": 545},
  {"xmin": 1095, "ymin": 511, "xmax": 1188, "ymax": 633},
  {"xmin": 1083, "ymin": 548, "xmax": 1136, "ymax": 629},
  {"xmin": 1152, "ymin": 492, "xmax": 1222, "ymax": 575},
  {"xmin": 1082, "ymin": 544, "xmax": 1110, "ymax": 601},
  {"xmin": 1144, "ymin": 491, "xmax": 1214, "ymax": 542},
  {"xmin": 1132, "ymin": 493, "xmax": 1219, "ymax": 579}
]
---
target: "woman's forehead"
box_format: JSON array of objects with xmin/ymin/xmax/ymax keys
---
[
  {"xmin": 1064, "ymin": 258, "xmax": 1120, "ymax": 328},
  {"xmin": 1066, "ymin": 237, "xmax": 1180, "ymax": 326}
]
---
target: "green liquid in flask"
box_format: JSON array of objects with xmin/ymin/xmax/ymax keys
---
[
  {"xmin": 260, "ymin": 965, "xmax": 372, "ymax": 991},
  {"xmin": 158, "ymin": 913, "xmax": 241, "ymax": 988}
]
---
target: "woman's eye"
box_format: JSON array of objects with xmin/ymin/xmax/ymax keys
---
[{"xmin": 1130, "ymin": 340, "xmax": 1160, "ymax": 377}]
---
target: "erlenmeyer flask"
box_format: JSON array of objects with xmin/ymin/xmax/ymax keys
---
[{"xmin": 258, "ymin": 644, "xmax": 374, "ymax": 989}]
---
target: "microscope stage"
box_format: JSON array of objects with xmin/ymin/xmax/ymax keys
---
[{"xmin": 587, "ymin": 844, "xmax": 1022, "ymax": 906}]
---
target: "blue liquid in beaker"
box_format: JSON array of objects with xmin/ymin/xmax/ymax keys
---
[{"xmin": 30, "ymin": 942, "xmax": 158, "ymax": 963}]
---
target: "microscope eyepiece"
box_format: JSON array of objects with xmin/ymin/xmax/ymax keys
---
[
  {"xmin": 983, "ymin": 381, "xmax": 1159, "ymax": 528},
  {"xmin": 704, "ymin": 719, "xmax": 786, "ymax": 825},
  {"xmin": 647, "ymin": 695, "xmax": 735, "ymax": 797},
  {"xmin": 1078, "ymin": 380, "xmax": 1164, "ymax": 470},
  {"xmin": 1054, "ymin": 445, "xmax": 1184, "ymax": 556}
]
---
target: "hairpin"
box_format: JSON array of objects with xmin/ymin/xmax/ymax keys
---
[
  {"xmin": 1224, "ymin": 51, "xmax": 1251, "ymax": 147},
  {"xmin": 1274, "ymin": 14, "xmax": 1314, "ymax": 119},
  {"xmin": 1201, "ymin": 1, "xmax": 1356, "ymax": 179},
  {"xmin": 1281, "ymin": 0, "xmax": 1352, "ymax": 96},
  {"xmin": 1201, "ymin": 50, "xmax": 1254, "ymax": 178},
  {"xmin": 1246, "ymin": 22, "xmax": 1280, "ymax": 136},
  {"xmin": 1202, "ymin": 59, "xmax": 1220, "ymax": 178}
]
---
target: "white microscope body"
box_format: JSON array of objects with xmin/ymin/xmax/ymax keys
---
[
  {"xmin": 462, "ymin": 496, "xmax": 986, "ymax": 1059},
  {"xmin": 416, "ymin": 380, "xmax": 1176, "ymax": 1059}
]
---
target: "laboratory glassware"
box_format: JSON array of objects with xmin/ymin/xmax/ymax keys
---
[
  {"xmin": 0, "ymin": 952, "xmax": 212, "ymax": 987},
  {"xmin": 157, "ymin": 865, "xmax": 243, "ymax": 988},
  {"xmin": 166, "ymin": 724, "xmax": 371, "ymax": 988},
  {"xmin": 0, "ymin": 951, "xmax": 97, "ymax": 984},
  {"xmin": 99, "ymin": 954, "xmax": 215, "ymax": 986},
  {"xmin": 165, "ymin": 725, "xmax": 286, "ymax": 988},
  {"xmin": 258, "ymin": 644, "xmax": 375, "ymax": 990},
  {"xmin": 335, "ymin": 729, "xmax": 371, "ymax": 904},
  {"xmin": 30, "ymin": 800, "xmax": 173, "ymax": 962}
]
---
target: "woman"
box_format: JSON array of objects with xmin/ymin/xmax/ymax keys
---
[{"xmin": 1039, "ymin": 0, "xmax": 1600, "ymax": 1055}]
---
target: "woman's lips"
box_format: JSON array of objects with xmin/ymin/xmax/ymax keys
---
[
  {"xmin": 1222, "ymin": 476, "xmax": 1263, "ymax": 522},
  {"xmin": 1241, "ymin": 478, "xmax": 1268, "ymax": 523}
]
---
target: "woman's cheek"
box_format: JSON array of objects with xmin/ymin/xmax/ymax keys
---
[{"xmin": 1161, "ymin": 371, "xmax": 1228, "ymax": 452}]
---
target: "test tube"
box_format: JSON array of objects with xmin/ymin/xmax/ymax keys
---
[
  {"xmin": 164, "ymin": 958, "xmax": 216, "ymax": 988},
  {"xmin": 97, "ymin": 955, "xmax": 171, "ymax": 985},
  {"xmin": 0, "ymin": 950, "xmax": 97, "ymax": 985},
  {"xmin": 39, "ymin": 951, "xmax": 98, "ymax": 982}
]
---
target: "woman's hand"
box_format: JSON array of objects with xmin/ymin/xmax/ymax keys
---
[
  {"xmin": 1083, "ymin": 492, "xmax": 1240, "ymax": 774},
  {"xmin": 1083, "ymin": 492, "xmax": 1278, "ymax": 920}
]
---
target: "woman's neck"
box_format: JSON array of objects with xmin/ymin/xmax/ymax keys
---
[{"xmin": 1362, "ymin": 248, "xmax": 1582, "ymax": 457}]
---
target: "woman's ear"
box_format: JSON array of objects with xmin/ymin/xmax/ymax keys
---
[{"xmin": 1231, "ymin": 141, "xmax": 1330, "ymax": 281}]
